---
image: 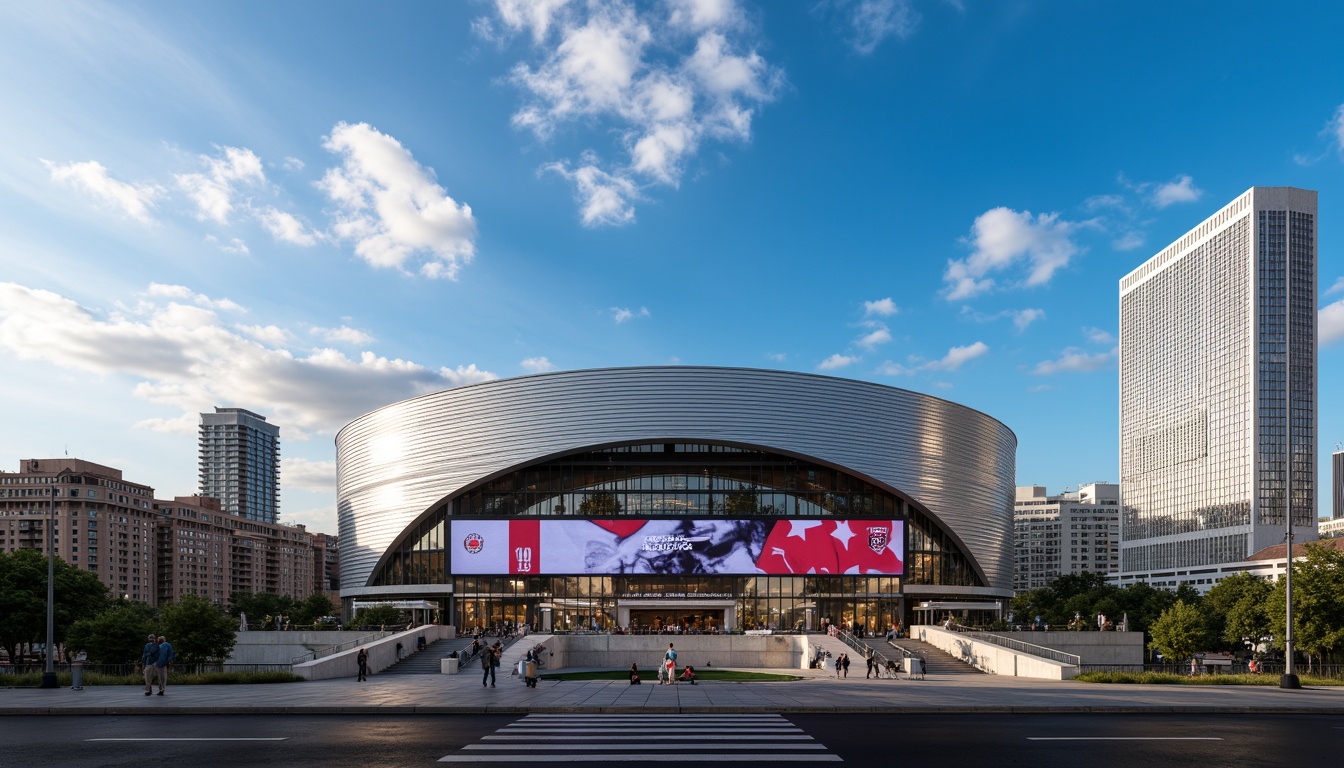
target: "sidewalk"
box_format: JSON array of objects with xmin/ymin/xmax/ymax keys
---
[{"xmin": 4, "ymin": 665, "xmax": 1343, "ymax": 715}]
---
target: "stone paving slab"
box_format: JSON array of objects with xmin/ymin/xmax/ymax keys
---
[{"xmin": 3, "ymin": 666, "xmax": 1343, "ymax": 715}]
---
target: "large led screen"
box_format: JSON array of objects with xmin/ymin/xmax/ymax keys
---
[{"xmin": 449, "ymin": 518, "xmax": 904, "ymax": 576}]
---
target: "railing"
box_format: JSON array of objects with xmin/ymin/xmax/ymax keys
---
[
  {"xmin": 835, "ymin": 630, "xmax": 904, "ymax": 676},
  {"xmin": 1079, "ymin": 663, "xmax": 1344, "ymax": 678},
  {"xmin": 290, "ymin": 631, "xmax": 384, "ymax": 665},
  {"xmin": 945, "ymin": 622, "xmax": 1080, "ymax": 666}
]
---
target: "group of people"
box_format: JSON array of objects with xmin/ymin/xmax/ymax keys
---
[
  {"xmin": 627, "ymin": 643, "xmax": 697, "ymax": 685},
  {"xmin": 139, "ymin": 634, "xmax": 176, "ymax": 696},
  {"xmin": 832, "ymin": 652, "xmax": 851, "ymax": 678}
]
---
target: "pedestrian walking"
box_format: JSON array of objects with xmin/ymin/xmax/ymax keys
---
[
  {"xmin": 481, "ymin": 644, "xmax": 496, "ymax": 687},
  {"xmin": 841, "ymin": 653, "xmax": 850, "ymax": 678},
  {"xmin": 865, "ymin": 649, "xmax": 875, "ymax": 679},
  {"xmin": 153, "ymin": 635, "xmax": 175, "ymax": 695},
  {"xmin": 835, "ymin": 653, "xmax": 844, "ymax": 678},
  {"xmin": 140, "ymin": 633, "xmax": 159, "ymax": 696},
  {"xmin": 396, "ymin": 641, "xmax": 404, "ymax": 660},
  {"xmin": 357, "ymin": 648, "xmax": 369, "ymax": 682},
  {"xmin": 629, "ymin": 663, "xmax": 641, "ymax": 685}
]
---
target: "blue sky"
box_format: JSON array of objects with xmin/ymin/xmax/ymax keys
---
[{"xmin": 2, "ymin": 0, "xmax": 1343, "ymax": 533}]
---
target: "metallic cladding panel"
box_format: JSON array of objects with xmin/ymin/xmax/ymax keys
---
[{"xmin": 337, "ymin": 367, "xmax": 1017, "ymax": 591}]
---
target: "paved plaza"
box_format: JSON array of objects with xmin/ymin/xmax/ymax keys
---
[{"xmin": 4, "ymin": 665, "xmax": 1343, "ymax": 715}]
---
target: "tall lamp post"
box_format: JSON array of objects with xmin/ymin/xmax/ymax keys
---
[
  {"xmin": 1280, "ymin": 249, "xmax": 1301, "ymax": 691},
  {"xmin": 33, "ymin": 460, "xmax": 59, "ymax": 689}
]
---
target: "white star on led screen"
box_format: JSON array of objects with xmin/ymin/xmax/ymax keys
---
[{"xmin": 831, "ymin": 520, "xmax": 855, "ymax": 549}]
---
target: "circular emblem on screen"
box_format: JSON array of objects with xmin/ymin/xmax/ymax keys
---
[{"xmin": 463, "ymin": 533, "xmax": 484, "ymax": 554}]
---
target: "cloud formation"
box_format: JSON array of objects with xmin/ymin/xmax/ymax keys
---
[
  {"xmin": 486, "ymin": 0, "xmax": 781, "ymax": 225},
  {"xmin": 877, "ymin": 341, "xmax": 988, "ymax": 375},
  {"xmin": 1031, "ymin": 347, "xmax": 1116, "ymax": 375},
  {"xmin": 1149, "ymin": 174, "xmax": 1202, "ymax": 208},
  {"xmin": 311, "ymin": 325, "xmax": 374, "ymax": 346},
  {"xmin": 944, "ymin": 207, "xmax": 1081, "ymax": 300},
  {"xmin": 817, "ymin": 353, "xmax": 859, "ymax": 371},
  {"xmin": 611, "ymin": 306, "xmax": 650, "ymax": 323},
  {"xmin": 863, "ymin": 297, "xmax": 898, "ymax": 317},
  {"xmin": 520, "ymin": 356, "xmax": 557, "ymax": 372},
  {"xmin": 175, "ymin": 146, "xmax": 265, "ymax": 224},
  {"xmin": 0, "ymin": 282, "xmax": 494, "ymax": 438},
  {"xmin": 841, "ymin": 0, "xmax": 919, "ymax": 55},
  {"xmin": 282, "ymin": 457, "xmax": 337, "ymax": 494},
  {"xmin": 1320, "ymin": 299, "xmax": 1344, "ymax": 346},
  {"xmin": 42, "ymin": 159, "xmax": 163, "ymax": 223},
  {"xmin": 260, "ymin": 207, "xmax": 321, "ymax": 246},
  {"xmin": 319, "ymin": 122, "xmax": 477, "ymax": 279}
]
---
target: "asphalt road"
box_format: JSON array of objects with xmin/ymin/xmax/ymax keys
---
[{"xmin": 0, "ymin": 713, "xmax": 1339, "ymax": 767}]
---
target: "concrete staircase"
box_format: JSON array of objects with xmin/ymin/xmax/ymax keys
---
[
  {"xmin": 889, "ymin": 637, "xmax": 984, "ymax": 675},
  {"xmin": 378, "ymin": 636, "xmax": 477, "ymax": 676}
]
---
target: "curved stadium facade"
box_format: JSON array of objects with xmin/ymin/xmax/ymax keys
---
[{"xmin": 337, "ymin": 367, "xmax": 1015, "ymax": 633}]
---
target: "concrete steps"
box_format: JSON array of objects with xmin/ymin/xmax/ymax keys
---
[
  {"xmin": 889, "ymin": 637, "xmax": 984, "ymax": 675},
  {"xmin": 379, "ymin": 636, "xmax": 477, "ymax": 676}
]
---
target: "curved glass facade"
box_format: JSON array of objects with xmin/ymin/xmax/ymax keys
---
[{"xmin": 370, "ymin": 442, "xmax": 981, "ymax": 632}]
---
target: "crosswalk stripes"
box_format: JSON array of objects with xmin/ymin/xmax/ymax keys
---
[{"xmin": 439, "ymin": 714, "xmax": 842, "ymax": 763}]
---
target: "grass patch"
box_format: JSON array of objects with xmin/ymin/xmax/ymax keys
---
[
  {"xmin": 1074, "ymin": 671, "xmax": 1344, "ymax": 686},
  {"xmin": 540, "ymin": 669, "xmax": 802, "ymax": 682},
  {"xmin": 2, "ymin": 670, "xmax": 304, "ymax": 687}
]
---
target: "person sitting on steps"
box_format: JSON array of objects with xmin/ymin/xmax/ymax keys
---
[
  {"xmin": 629, "ymin": 663, "xmax": 641, "ymax": 685},
  {"xmin": 680, "ymin": 666, "xmax": 697, "ymax": 685}
]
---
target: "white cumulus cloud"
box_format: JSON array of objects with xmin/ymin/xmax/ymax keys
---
[
  {"xmin": 843, "ymin": 0, "xmax": 919, "ymax": 55},
  {"xmin": 817, "ymin": 353, "xmax": 859, "ymax": 371},
  {"xmin": 175, "ymin": 146, "xmax": 265, "ymax": 224},
  {"xmin": 855, "ymin": 323, "xmax": 891, "ymax": 349},
  {"xmin": 1320, "ymin": 299, "xmax": 1344, "ymax": 346},
  {"xmin": 487, "ymin": 0, "xmax": 781, "ymax": 225},
  {"xmin": 311, "ymin": 325, "xmax": 374, "ymax": 346},
  {"xmin": 260, "ymin": 207, "xmax": 321, "ymax": 246},
  {"xmin": 42, "ymin": 159, "xmax": 164, "ymax": 223},
  {"xmin": 1032, "ymin": 347, "xmax": 1117, "ymax": 375},
  {"xmin": 1011, "ymin": 308, "xmax": 1045, "ymax": 332},
  {"xmin": 878, "ymin": 341, "xmax": 988, "ymax": 375},
  {"xmin": 863, "ymin": 297, "xmax": 898, "ymax": 317},
  {"xmin": 318, "ymin": 122, "xmax": 477, "ymax": 279},
  {"xmin": 521, "ymin": 356, "xmax": 557, "ymax": 372},
  {"xmin": 0, "ymin": 282, "xmax": 494, "ymax": 438},
  {"xmin": 943, "ymin": 207, "xmax": 1081, "ymax": 300},
  {"xmin": 282, "ymin": 457, "xmax": 337, "ymax": 494},
  {"xmin": 1150, "ymin": 174, "xmax": 1202, "ymax": 208}
]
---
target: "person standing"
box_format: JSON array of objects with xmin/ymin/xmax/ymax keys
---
[
  {"xmin": 141, "ymin": 633, "xmax": 159, "ymax": 696},
  {"xmin": 663, "ymin": 643, "xmax": 677, "ymax": 684},
  {"xmin": 356, "ymin": 648, "xmax": 369, "ymax": 682},
  {"xmin": 841, "ymin": 653, "xmax": 850, "ymax": 678},
  {"xmin": 865, "ymin": 648, "xmax": 875, "ymax": 679},
  {"xmin": 835, "ymin": 653, "xmax": 844, "ymax": 678},
  {"xmin": 629, "ymin": 663, "xmax": 641, "ymax": 685},
  {"xmin": 481, "ymin": 644, "xmax": 497, "ymax": 687},
  {"xmin": 153, "ymin": 635, "xmax": 175, "ymax": 695}
]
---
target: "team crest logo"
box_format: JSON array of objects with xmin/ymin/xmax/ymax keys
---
[
  {"xmin": 867, "ymin": 527, "xmax": 889, "ymax": 555},
  {"xmin": 463, "ymin": 533, "xmax": 484, "ymax": 554}
]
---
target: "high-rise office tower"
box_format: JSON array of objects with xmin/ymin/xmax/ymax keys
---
[
  {"xmin": 1118, "ymin": 187, "xmax": 1317, "ymax": 578},
  {"xmin": 1333, "ymin": 448, "xmax": 1344, "ymax": 520},
  {"xmin": 199, "ymin": 407, "xmax": 280, "ymax": 523}
]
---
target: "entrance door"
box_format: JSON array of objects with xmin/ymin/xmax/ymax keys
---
[{"xmin": 627, "ymin": 608, "xmax": 723, "ymax": 633}]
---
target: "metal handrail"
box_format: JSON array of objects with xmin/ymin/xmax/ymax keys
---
[
  {"xmin": 945, "ymin": 622, "xmax": 1081, "ymax": 666},
  {"xmin": 290, "ymin": 631, "xmax": 386, "ymax": 665},
  {"xmin": 835, "ymin": 630, "xmax": 904, "ymax": 674}
]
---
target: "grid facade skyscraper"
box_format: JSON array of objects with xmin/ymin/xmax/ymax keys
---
[
  {"xmin": 1118, "ymin": 187, "xmax": 1317, "ymax": 577},
  {"xmin": 199, "ymin": 407, "xmax": 280, "ymax": 524}
]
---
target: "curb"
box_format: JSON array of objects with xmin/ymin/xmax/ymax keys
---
[{"xmin": 5, "ymin": 705, "xmax": 1344, "ymax": 716}]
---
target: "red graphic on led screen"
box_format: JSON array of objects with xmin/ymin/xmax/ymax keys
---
[{"xmin": 449, "ymin": 518, "xmax": 903, "ymax": 576}]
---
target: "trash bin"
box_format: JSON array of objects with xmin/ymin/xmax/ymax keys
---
[
  {"xmin": 440, "ymin": 657, "xmax": 458, "ymax": 674},
  {"xmin": 417, "ymin": 636, "xmax": 426, "ymax": 651},
  {"xmin": 904, "ymin": 656, "xmax": 924, "ymax": 680},
  {"xmin": 71, "ymin": 653, "xmax": 86, "ymax": 691},
  {"xmin": 524, "ymin": 660, "xmax": 538, "ymax": 687}
]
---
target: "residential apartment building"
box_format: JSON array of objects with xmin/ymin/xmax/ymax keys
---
[
  {"xmin": 156, "ymin": 495, "xmax": 318, "ymax": 607},
  {"xmin": 1118, "ymin": 187, "xmax": 1318, "ymax": 582},
  {"xmin": 1013, "ymin": 482, "xmax": 1120, "ymax": 593},
  {"xmin": 0, "ymin": 456, "xmax": 332, "ymax": 609},
  {"xmin": 0, "ymin": 459, "xmax": 159, "ymax": 604},
  {"xmin": 199, "ymin": 407, "xmax": 281, "ymax": 523}
]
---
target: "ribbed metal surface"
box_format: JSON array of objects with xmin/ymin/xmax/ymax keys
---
[{"xmin": 337, "ymin": 367, "xmax": 1017, "ymax": 592}]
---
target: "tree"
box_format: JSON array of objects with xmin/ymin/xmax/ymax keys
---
[
  {"xmin": 65, "ymin": 600, "xmax": 155, "ymax": 664},
  {"xmin": 1268, "ymin": 542, "xmax": 1344, "ymax": 670},
  {"xmin": 228, "ymin": 591, "xmax": 296, "ymax": 623},
  {"xmin": 1148, "ymin": 599, "xmax": 1207, "ymax": 667},
  {"xmin": 1202, "ymin": 573, "xmax": 1272, "ymax": 652},
  {"xmin": 159, "ymin": 593, "xmax": 238, "ymax": 664},
  {"xmin": 352, "ymin": 604, "xmax": 404, "ymax": 628},
  {"xmin": 292, "ymin": 593, "xmax": 336, "ymax": 626},
  {"xmin": 0, "ymin": 549, "xmax": 108, "ymax": 663}
]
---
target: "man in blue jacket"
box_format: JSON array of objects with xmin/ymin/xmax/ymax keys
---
[
  {"xmin": 153, "ymin": 635, "xmax": 175, "ymax": 695},
  {"xmin": 141, "ymin": 634, "xmax": 159, "ymax": 696}
]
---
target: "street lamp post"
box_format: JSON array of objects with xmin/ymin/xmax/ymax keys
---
[
  {"xmin": 35, "ymin": 460, "xmax": 58, "ymax": 689},
  {"xmin": 1280, "ymin": 250, "xmax": 1301, "ymax": 691}
]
